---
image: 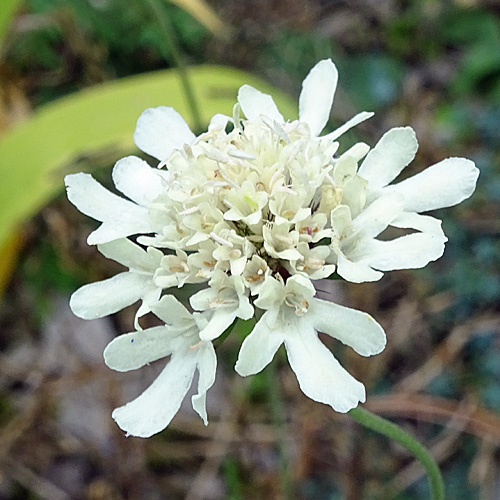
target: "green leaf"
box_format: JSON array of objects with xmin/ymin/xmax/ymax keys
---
[
  {"xmin": 0, "ymin": 65, "xmax": 296, "ymax": 247},
  {"xmin": 0, "ymin": 0, "xmax": 21, "ymax": 47}
]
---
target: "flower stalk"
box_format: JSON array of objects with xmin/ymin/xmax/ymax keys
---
[
  {"xmin": 144, "ymin": 0, "xmax": 203, "ymax": 132},
  {"xmin": 348, "ymin": 407, "xmax": 445, "ymax": 500},
  {"xmin": 266, "ymin": 361, "xmax": 294, "ymax": 500}
]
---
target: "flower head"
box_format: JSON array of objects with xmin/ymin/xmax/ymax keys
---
[{"xmin": 66, "ymin": 59, "xmax": 479, "ymax": 437}]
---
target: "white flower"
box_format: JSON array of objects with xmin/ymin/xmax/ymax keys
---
[
  {"xmin": 65, "ymin": 58, "xmax": 479, "ymax": 434},
  {"xmin": 235, "ymin": 275, "xmax": 386, "ymax": 412},
  {"xmin": 103, "ymin": 295, "xmax": 216, "ymax": 437}
]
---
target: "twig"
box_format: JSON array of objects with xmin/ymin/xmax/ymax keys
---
[{"xmin": 4, "ymin": 457, "xmax": 71, "ymax": 500}]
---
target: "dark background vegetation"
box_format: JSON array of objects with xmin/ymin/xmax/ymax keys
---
[{"xmin": 1, "ymin": 0, "xmax": 500, "ymax": 499}]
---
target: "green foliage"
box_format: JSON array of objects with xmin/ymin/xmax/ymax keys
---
[
  {"xmin": 262, "ymin": 30, "xmax": 333, "ymax": 79},
  {"xmin": 20, "ymin": 238, "xmax": 81, "ymax": 321},
  {"xmin": 335, "ymin": 54, "xmax": 406, "ymax": 110},
  {"xmin": 7, "ymin": 20, "xmax": 63, "ymax": 72},
  {"xmin": 0, "ymin": 0, "xmax": 21, "ymax": 47},
  {"xmin": 222, "ymin": 457, "xmax": 244, "ymax": 500},
  {"xmin": 443, "ymin": 9, "xmax": 500, "ymax": 98},
  {"xmin": 23, "ymin": 0, "xmax": 207, "ymax": 73}
]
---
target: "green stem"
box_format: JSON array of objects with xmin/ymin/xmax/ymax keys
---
[
  {"xmin": 144, "ymin": 0, "xmax": 203, "ymax": 132},
  {"xmin": 266, "ymin": 362, "xmax": 293, "ymax": 500},
  {"xmin": 348, "ymin": 407, "xmax": 445, "ymax": 500}
]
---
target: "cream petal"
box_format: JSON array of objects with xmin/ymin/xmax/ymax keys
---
[
  {"xmin": 237, "ymin": 85, "xmax": 284, "ymax": 123},
  {"xmin": 309, "ymin": 298, "xmax": 386, "ymax": 356},
  {"xmin": 135, "ymin": 287, "xmax": 162, "ymax": 329},
  {"xmin": 299, "ymin": 59, "xmax": 338, "ymax": 137},
  {"xmin": 358, "ymin": 127, "xmax": 418, "ymax": 188},
  {"xmin": 235, "ymin": 311, "xmax": 285, "ymax": 376},
  {"xmin": 230, "ymin": 256, "xmax": 246, "ymax": 277},
  {"xmin": 324, "ymin": 111, "xmax": 374, "ymax": 142},
  {"xmin": 352, "ymin": 232, "xmax": 447, "ymax": 271},
  {"xmin": 351, "ymin": 193, "xmax": 404, "ymax": 239},
  {"xmin": 341, "ymin": 175, "xmax": 368, "ymax": 219},
  {"xmin": 133, "ymin": 106, "xmax": 195, "ymax": 161},
  {"xmin": 69, "ymin": 272, "xmax": 151, "ymax": 319},
  {"xmin": 150, "ymin": 295, "xmax": 194, "ymax": 326},
  {"xmin": 336, "ymin": 252, "xmax": 383, "ymax": 283},
  {"xmin": 189, "ymin": 287, "xmax": 212, "ymax": 312},
  {"xmin": 330, "ymin": 204, "xmax": 352, "ymax": 237},
  {"xmin": 340, "ymin": 142, "xmax": 371, "ymax": 162},
  {"xmin": 388, "ymin": 157, "xmax": 479, "ymax": 212},
  {"xmin": 112, "ymin": 156, "xmax": 165, "ymax": 205},
  {"xmin": 253, "ymin": 276, "xmax": 283, "ymax": 310},
  {"xmin": 237, "ymin": 296, "xmax": 254, "ymax": 321},
  {"xmin": 103, "ymin": 326, "xmax": 185, "ymax": 372},
  {"xmin": 112, "ymin": 350, "xmax": 198, "ymax": 437},
  {"xmin": 199, "ymin": 309, "xmax": 236, "ymax": 341},
  {"xmin": 284, "ymin": 320, "xmax": 366, "ymax": 413},
  {"xmin": 209, "ymin": 113, "xmax": 231, "ymax": 130},
  {"xmin": 191, "ymin": 342, "xmax": 217, "ymax": 424}
]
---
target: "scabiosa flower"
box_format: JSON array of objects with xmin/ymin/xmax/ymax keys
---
[{"xmin": 65, "ymin": 59, "xmax": 479, "ymax": 437}]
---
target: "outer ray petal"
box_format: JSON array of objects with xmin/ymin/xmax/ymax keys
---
[
  {"xmin": 358, "ymin": 127, "xmax": 418, "ymax": 188},
  {"xmin": 237, "ymin": 85, "xmax": 284, "ymax": 123},
  {"xmin": 65, "ymin": 173, "xmax": 150, "ymax": 223},
  {"xmin": 351, "ymin": 193, "xmax": 404, "ymax": 239},
  {"xmin": 284, "ymin": 321, "xmax": 366, "ymax": 413},
  {"xmin": 87, "ymin": 222, "xmax": 151, "ymax": 245},
  {"xmin": 336, "ymin": 252, "xmax": 383, "ymax": 283},
  {"xmin": 323, "ymin": 111, "xmax": 374, "ymax": 142},
  {"xmin": 133, "ymin": 106, "xmax": 195, "ymax": 161},
  {"xmin": 112, "ymin": 156, "xmax": 166, "ymax": 205},
  {"xmin": 387, "ymin": 157, "xmax": 479, "ymax": 212},
  {"xmin": 299, "ymin": 59, "xmax": 338, "ymax": 137},
  {"xmin": 98, "ymin": 238, "xmax": 162, "ymax": 270},
  {"xmin": 309, "ymin": 298, "xmax": 386, "ymax": 356},
  {"xmin": 103, "ymin": 326, "xmax": 185, "ymax": 372},
  {"xmin": 70, "ymin": 272, "xmax": 152, "ymax": 320},
  {"xmin": 390, "ymin": 212, "xmax": 445, "ymax": 236},
  {"xmin": 65, "ymin": 173, "xmax": 154, "ymax": 243},
  {"xmin": 352, "ymin": 232, "xmax": 447, "ymax": 271},
  {"xmin": 112, "ymin": 350, "xmax": 198, "ymax": 437},
  {"xmin": 191, "ymin": 342, "xmax": 217, "ymax": 424},
  {"xmin": 235, "ymin": 311, "xmax": 285, "ymax": 376}
]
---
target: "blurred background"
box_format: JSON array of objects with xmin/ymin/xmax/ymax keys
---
[{"xmin": 0, "ymin": 0, "xmax": 500, "ymax": 499}]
